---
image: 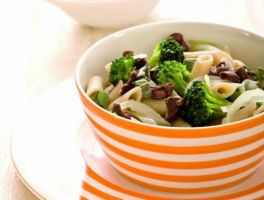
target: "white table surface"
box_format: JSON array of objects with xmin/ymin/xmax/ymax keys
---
[{"xmin": 0, "ymin": 0, "xmax": 263, "ymax": 199}]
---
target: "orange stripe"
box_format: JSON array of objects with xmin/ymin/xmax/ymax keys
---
[
  {"xmin": 79, "ymin": 196, "xmax": 87, "ymax": 200},
  {"xmin": 89, "ymin": 116, "xmax": 264, "ymax": 154},
  {"xmin": 120, "ymin": 170, "xmax": 253, "ymax": 193},
  {"xmin": 255, "ymin": 196, "xmax": 264, "ymax": 200},
  {"xmin": 82, "ymin": 181, "xmax": 121, "ymax": 200},
  {"xmin": 77, "ymin": 86, "xmax": 264, "ymax": 138},
  {"xmin": 85, "ymin": 165, "xmax": 264, "ymax": 200},
  {"xmin": 106, "ymin": 153, "xmax": 262, "ymax": 182},
  {"xmin": 96, "ymin": 134, "xmax": 264, "ymax": 169}
]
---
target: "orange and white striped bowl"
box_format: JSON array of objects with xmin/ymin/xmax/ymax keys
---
[
  {"xmin": 76, "ymin": 22, "xmax": 264, "ymax": 193},
  {"xmin": 80, "ymin": 137, "xmax": 264, "ymax": 200}
]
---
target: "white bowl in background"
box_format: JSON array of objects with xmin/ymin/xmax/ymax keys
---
[{"xmin": 47, "ymin": 0, "xmax": 160, "ymax": 28}]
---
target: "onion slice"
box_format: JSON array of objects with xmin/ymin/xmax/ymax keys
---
[
  {"xmin": 224, "ymin": 89, "xmax": 264, "ymax": 123},
  {"xmin": 120, "ymin": 100, "xmax": 170, "ymax": 126}
]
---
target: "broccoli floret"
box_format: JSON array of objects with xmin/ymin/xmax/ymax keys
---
[
  {"xmin": 149, "ymin": 37, "xmax": 184, "ymax": 68},
  {"xmin": 155, "ymin": 61, "xmax": 190, "ymax": 96},
  {"xmin": 182, "ymin": 81, "xmax": 230, "ymax": 126},
  {"xmin": 109, "ymin": 55, "xmax": 135, "ymax": 85}
]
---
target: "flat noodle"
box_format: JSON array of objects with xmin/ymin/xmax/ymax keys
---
[
  {"xmin": 189, "ymin": 54, "xmax": 214, "ymax": 80},
  {"xmin": 109, "ymin": 80, "xmax": 123, "ymax": 102},
  {"xmin": 108, "ymin": 87, "xmax": 142, "ymax": 110},
  {"xmin": 86, "ymin": 76, "xmax": 104, "ymax": 97}
]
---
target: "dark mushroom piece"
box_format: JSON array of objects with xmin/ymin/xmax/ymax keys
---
[
  {"xmin": 134, "ymin": 58, "xmax": 147, "ymax": 70},
  {"xmin": 219, "ymin": 71, "xmax": 241, "ymax": 83},
  {"xmin": 209, "ymin": 58, "xmax": 230, "ymax": 76},
  {"xmin": 120, "ymin": 70, "xmax": 138, "ymax": 95},
  {"xmin": 235, "ymin": 67, "xmax": 249, "ymax": 82},
  {"xmin": 150, "ymin": 83, "xmax": 174, "ymax": 99},
  {"xmin": 112, "ymin": 103, "xmax": 134, "ymax": 119},
  {"xmin": 149, "ymin": 67, "xmax": 159, "ymax": 81},
  {"xmin": 165, "ymin": 96, "xmax": 184, "ymax": 122},
  {"xmin": 169, "ymin": 33, "xmax": 189, "ymax": 51},
  {"xmin": 122, "ymin": 50, "xmax": 134, "ymax": 57}
]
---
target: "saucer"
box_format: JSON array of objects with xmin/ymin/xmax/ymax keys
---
[{"xmin": 11, "ymin": 79, "xmax": 86, "ymax": 200}]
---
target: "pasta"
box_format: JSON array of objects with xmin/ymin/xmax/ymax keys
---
[
  {"xmin": 189, "ymin": 54, "xmax": 214, "ymax": 80},
  {"xmin": 233, "ymin": 59, "xmax": 246, "ymax": 70},
  {"xmin": 105, "ymin": 63, "xmax": 112, "ymax": 74},
  {"xmin": 86, "ymin": 32, "xmax": 264, "ymax": 127},
  {"xmin": 86, "ymin": 76, "xmax": 105, "ymax": 97},
  {"xmin": 211, "ymin": 82, "xmax": 238, "ymax": 98},
  {"xmin": 108, "ymin": 86, "xmax": 142, "ymax": 110},
  {"xmin": 109, "ymin": 80, "xmax": 123, "ymax": 102},
  {"xmin": 211, "ymin": 50, "xmax": 235, "ymax": 69}
]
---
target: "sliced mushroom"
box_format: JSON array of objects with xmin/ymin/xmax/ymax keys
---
[
  {"xmin": 165, "ymin": 96, "xmax": 184, "ymax": 122},
  {"xmin": 120, "ymin": 71, "xmax": 138, "ymax": 95},
  {"xmin": 150, "ymin": 83, "xmax": 174, "ymax": 99}
]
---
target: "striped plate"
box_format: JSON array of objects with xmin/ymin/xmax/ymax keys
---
[{"xmin": 80, "ymin": 122, "xmax": 264, "ymax": 200}]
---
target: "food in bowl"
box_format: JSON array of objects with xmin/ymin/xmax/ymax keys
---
[
  {"xmin": 85, "ymin": 33, "xmax": 264, "ymax": 127},
  {"xmin": 76, "ymin": 22, "xmax": 264, "ymax": 193}
]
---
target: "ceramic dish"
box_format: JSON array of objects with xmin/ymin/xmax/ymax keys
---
[
  {"xmin": 76, "ymin": 22, "xmax": 264, "ymax": 192},
  {"xmin": 11, "ymin": 80, "xmax": 85, "ymax": 200},
  {"xmin": 47, "ymin": 0, "xmax": 160, "ymax": 28}
]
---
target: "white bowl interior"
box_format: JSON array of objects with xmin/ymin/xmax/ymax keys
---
[{"xmin": 77, "ymin": 22, "xmax": 264, "ymax": 92}]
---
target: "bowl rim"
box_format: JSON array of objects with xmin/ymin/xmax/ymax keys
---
[{"xmin": 75, "ymin": 21, "xmax": 264, "ymax": 132}]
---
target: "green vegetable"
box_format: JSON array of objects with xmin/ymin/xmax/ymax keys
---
[
  {"xmin": 95, "ymin": 91, "xmax": 110, "ymax": 108},
  {"xmin": 256, "ymin": 67, "xmax": 264, "ymax": 80},
  {"xmin": 183, "ymin": 59, "xmax": 195, "ymax": 72},
  {"xmin": 256, "ymin": 102, "xmax": 263, "ymax": 109},
  {"xmin": 181, "ymin": 81, "xmax": 230, "ymax": 126},
  {"xmin": 246, "ymin": 67, "xmax": 264, "ymax": 89},
  {"xmin": 149, "ymin": 37, "xmax": 184, "ymax": 68},
  {"xmin": 109, "ymin": 55, "xmax": 135, "ymax": 85},
  {"xmin": 155, "ymin": 61, "xmax": 190, "ymax": 96},
  {"xmin": 135, "ymin": 78, "xmax": 151, "ymax": 99},
  {"xmin": 256, "ymin": 67, "xmax": 264, "ymax": 89},
  {"xmin": 228, "ymin": 88, "xmax": 243, "ymax": 102},
  {"xmin": 188, "ymin": 40, "xmax": 223, "ymax": 52}
]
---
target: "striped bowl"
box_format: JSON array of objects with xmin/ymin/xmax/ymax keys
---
[{"xmin": 76, "ymin": 22, "xmax": 264, "ymax": 193}]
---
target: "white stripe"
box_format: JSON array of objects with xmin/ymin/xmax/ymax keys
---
[
  {"xmin": 92, "ymin": 124, "xmax": 264, "ymax": 162},
  {"xmin": 83, "ymin": 174, "xmax": 141, "ymax": 200},
  {"xmin": 85, "ymin": 108, "xmax": 264, "ymax": 146},
  {"xmin": 100, "ymin": 142, "xmax": 264, "ymax": 175},
  {"xmin": 81, "ymin": 189, "xmax": 103, "ymax": 200},
  {"xmin": 233, "ymin": 189, "xmax": 264, "ymax": 200},
  {"xmin": 108, "ymin": 161, "xmax": 262, "ymax": 188}
]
